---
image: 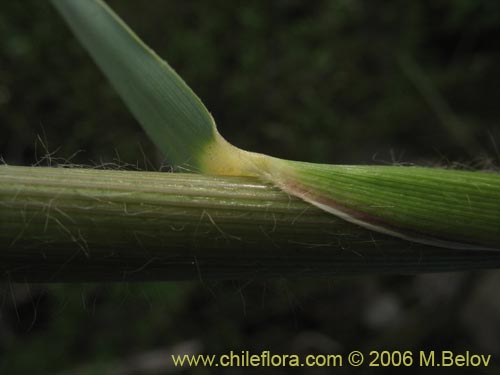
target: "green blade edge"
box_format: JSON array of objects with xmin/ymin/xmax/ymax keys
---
[{"xmin": 51, "ymin": 0, "xmax": 217, "ymax": 170}]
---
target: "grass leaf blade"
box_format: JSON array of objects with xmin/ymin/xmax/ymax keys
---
[{"xmin": 51, "ymin": 0, "xmax": 216, "ymax": 169}]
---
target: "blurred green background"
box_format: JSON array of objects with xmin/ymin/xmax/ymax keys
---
[{"xmin": 1, "ymin": 0, "xmax": 500, "ymax": 374}]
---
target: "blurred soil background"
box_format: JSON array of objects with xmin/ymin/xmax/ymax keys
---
[{"xmin": 1, "ymin": 0, "xmax": 500, "ymax": 374}]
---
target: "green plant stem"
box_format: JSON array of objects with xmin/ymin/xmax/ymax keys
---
[{"xmin": 1, "ymin": 165, "xmax": 499, "ymax": 282}]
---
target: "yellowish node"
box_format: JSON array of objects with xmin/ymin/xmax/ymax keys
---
[{"xmin": 199, "ymin": 133, "xmax": 269, "ymax": 177}]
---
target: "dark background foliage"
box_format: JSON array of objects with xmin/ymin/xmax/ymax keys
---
[{"xmin": 0, "ymin": 1, "xmax": 499, "ymax": 374}]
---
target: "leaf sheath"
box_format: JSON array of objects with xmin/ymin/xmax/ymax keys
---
[{"xmin": 2, "ymin": 166, "xmax": 500, "ymax": 282}]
